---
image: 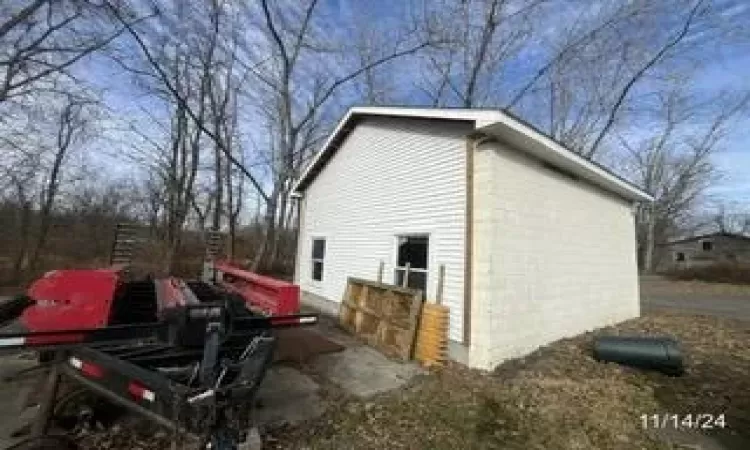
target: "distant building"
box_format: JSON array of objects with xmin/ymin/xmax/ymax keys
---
[{"xmin": 657, "ymin": 232, "xmax": 750, "ymax": 271}]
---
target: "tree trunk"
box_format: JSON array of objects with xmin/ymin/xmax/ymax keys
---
[
  {"xmin": 643, "ymin": 205, "xmax": 656, "ymax": 273},
  {"xmin": 228, "ymin": 214, "xmax": 237, "ymax": 259},
  {"xmin": 213, "ymin": 145, "xmax": 223, "ymax": 231},
  {"xmin": 226, "ymin": 155, "xmax": 236, "ymax": 259},
  {"xmin": 11, "ymin": 200, "xmax": 32, "ymax": 283},
  {"xmin": 29, "ymin": 109, "xmax": 73, "ymax": 271},
  {"xmin": 164, "ymin": 237, "xmax": 179, "ymax": 275},
  {"xmin": 251, "ymin": 189, "xmax": 279, "ymax": 272},
  {"xmin": 283, "ymin": 196, "xmax": 295, "ymax": 231},
  {"xmin": 269, "ymin": 188, "xmax": 289, "ymax": 267}
]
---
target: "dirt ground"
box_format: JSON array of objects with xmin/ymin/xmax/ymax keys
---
[
  {"xmin": 641, "ymin": 275, "xmax": 750, "ymax": 320},
  {"xmin": 641, "ymin": 275, "xmax": 750, "ymax": 297},
  {"xmin": 3, "ymin": 286, "xmax": 750, "ymax": 449},
  {"xmin": 268, "ymin": 311, "xmax": 750, "ymax": 450},
  {"xmin": 0, "ymin": 312, "xmax": 423, "ymax": 449}
]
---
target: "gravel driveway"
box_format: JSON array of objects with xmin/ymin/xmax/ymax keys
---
[{"xmin": 640, "ymin": 275, "xmax": 750, "ymax": 320}]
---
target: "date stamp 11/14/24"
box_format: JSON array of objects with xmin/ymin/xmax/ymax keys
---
[{"xmin": 640, "ymin": 414, "xmax": 727, "ymax": 430}]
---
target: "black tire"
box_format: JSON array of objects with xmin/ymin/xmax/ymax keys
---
[{"xmin": 37, "ymin": 351, "xmax": 55, "ymax": 363}]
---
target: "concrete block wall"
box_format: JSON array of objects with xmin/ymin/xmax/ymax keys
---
[{"xmin": 469, "ymin": 139, "xmax": 640, "ymax": 370}]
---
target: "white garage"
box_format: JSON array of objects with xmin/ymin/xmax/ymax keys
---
[{"xmin": 291, "ymin": 106, "xmax": 652, "ymax": 370}]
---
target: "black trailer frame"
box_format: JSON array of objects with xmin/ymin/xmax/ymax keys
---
[{"xmin": 0, "ymin": 292, "xmax": 318, "ymax": 450}]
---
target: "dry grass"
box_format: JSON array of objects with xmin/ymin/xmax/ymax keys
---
[
  {"xmin": 641, "ymin": 275, "xmax": 750, "ymax": 296},
  {"xmin": 68, "ymin": 311, "xmax": 750, "ymax": 449},
  {"xmin": 664, "ymin": 264, "xmax": 750, "ymax": 286},
  {"xmin": 269, "ymin": 312, "xmax": 750, "ymax": 450}
]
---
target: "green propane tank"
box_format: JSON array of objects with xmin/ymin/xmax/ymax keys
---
[{"xmin": 593, "ymin": 336, "xmax": 684, "ymax": 376}]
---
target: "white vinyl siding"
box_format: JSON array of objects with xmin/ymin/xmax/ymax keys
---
[
  {"xmin": 296, "ymin": 116, "xmax": 471, "ymax": 342},
  {"xmin": 469, "ymin": 139, "xmax": 640, "ymax": 370}
]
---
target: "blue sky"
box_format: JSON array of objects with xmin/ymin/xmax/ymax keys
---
[
  {"xmin": 325, "ymin": 0, "xmax": 750, "ymax": 208},
  {"xmin": 692, "ymin": 44, "xmax": 750, "ymax": 204},
  {"xmin": 81, "ymin": 0, "xmax": 749, "ymax": 209}
]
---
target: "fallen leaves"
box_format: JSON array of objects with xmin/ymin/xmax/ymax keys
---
[
  {"xmin": 269, "ymin": 311, "xmax": 750, "ymax": 450},
  {"xmin": 74, "ymin": 311, "xmax": 750, "ymax": 449}
]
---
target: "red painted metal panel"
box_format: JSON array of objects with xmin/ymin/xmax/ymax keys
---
[
  {"xmin": 214, "ymin": 261, "xmax": 300, "ymax": 315},
  {"xmin": 21, "ymin": 269, "xmax": 120, "ymax": 331},
  {"xmin": 80, "ymin": 360, "xmax": 106, "ymax": 378},
  {"xmin": 25, "ymin": 332, "xmax": 85, "ymax": 345}
]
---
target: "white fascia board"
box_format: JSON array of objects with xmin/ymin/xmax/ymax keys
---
[{"xmin": 476, "ymin": 119, "xmax": 654, "ymax": 203}]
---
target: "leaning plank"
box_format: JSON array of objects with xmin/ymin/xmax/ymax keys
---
[{"xmin": 338, "ymin": 277, "xmax": 423, "ymax": 360}]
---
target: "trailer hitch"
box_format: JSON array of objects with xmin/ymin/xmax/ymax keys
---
[{"xmin": 188, "ymin": 334, "xmax": 276, "ymax": 406}]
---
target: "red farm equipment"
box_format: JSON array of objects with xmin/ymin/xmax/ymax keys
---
[{"xmin": 0, "ymin": 225, "xmax": 314, "ymax": 450}]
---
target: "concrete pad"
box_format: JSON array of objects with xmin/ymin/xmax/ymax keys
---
[
  {"xmin": 300, "ymin": 291, "xmax": 339, "ymax": 317},
  {"xmin": 0, "ymin": 356, "xmax": 42, "ymax": 449},
  {"xmin": 254, "ymin": 366, "xmax": 324, "ymax": 428},
  {"xmin": 313, "ymin": 346, "xmax": 423, "ymax": 398}
]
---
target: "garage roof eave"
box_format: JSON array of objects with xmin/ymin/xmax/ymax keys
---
[
  {"xmin": 475, "ymin": 121, "xmax": 654, "ymax": 203},
  {"xmin": 292, "ymin": 106, "xmax": 654, "ymax": 204}
]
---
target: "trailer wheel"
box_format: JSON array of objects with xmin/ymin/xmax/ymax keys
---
[
  {"xmin": 52, "ymin": 388, "xmax": 121, "ymax": 436},
  {"xmin": 37, "ymin": 351, "xmax": 55, "ymax": 363}
]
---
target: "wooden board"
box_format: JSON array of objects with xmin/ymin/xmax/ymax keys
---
[{"xmin": 339, "ymin": 277, "xmax": 423, "ymax": 360}]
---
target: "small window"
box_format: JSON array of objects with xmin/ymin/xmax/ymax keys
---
[
  {"xmin": 394, "ymin": 235, "xmax": 429, "ymax": 294},
  {"xmin": 675, "ymin": 252, "xmax": 685, "ymax": 262},
  {"xmin": 311, "ymin": 238, "xmax": 325, "ymax": 281},
  {"xmin": 702, "ymin": 240, "xmax": 713, "ymax": 252}
]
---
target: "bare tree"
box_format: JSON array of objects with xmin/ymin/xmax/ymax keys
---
[
  {"xmin": 584, "ymin": 0, "xmax": 707, "ymax": 158},
  {"xmin": 102, "ymin": 0, "xmax": 433, "ymax": 272},
  {"xmin": 142, "ymin": 173, "xmax": 165, "ymax": 237},
  {"xmin": 619, "ymin": 86, "xmax": 749, "ymax": 271},
  {"xmin": 510, "ymin": 0, "xmax": 734, "ymax": 160},
  {"xmin": 0, "ymin": 91, "xmax": 97, "ymax": 280},
  {"xmin": 105, "ymin": 0, "xmax": 269, "ymax": 201},
  {"xmin": 2, "ymin": 0, "xmax": 735, "ymax": 281},
  {"xmin": 416, "ymin": 0, "xmax": 543, "ymax": 107},
  {"xmin": 225, "ymin": 148, "xmax": 244, "ymax": 259},
  {"xmin": 27, "ymin": 96, "xmax": 95, "ymax": 270},
  {"xmin": 3, "ymin": 164, "xmax": 37, "ymax": 282},
  {"xmin": 711, "ymin": 203, "xmax": 750, "ymax": 235},
  {"xmin": 121, "ymin": 54, "xmax": 206, "ymax": 272},
  {"xmin": 107, "ymin": 0, "xmax": 247, "ymax": 272},
  {"xmin": 0, "ymin": 0, "xmax": 137, "ymax": 103},
  {"xmin": 242, "ymin": 0, "xmax": 431, "ymax": 271}
]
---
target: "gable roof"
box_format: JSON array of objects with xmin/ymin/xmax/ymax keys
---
[{"xmin": 291, "ymin": 106, "xmax": 654, "ymax": 203}]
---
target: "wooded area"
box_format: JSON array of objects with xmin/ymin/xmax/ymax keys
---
[{"xmin": 1, "ymin": 0, "xmax": 749, "ymax": 286}]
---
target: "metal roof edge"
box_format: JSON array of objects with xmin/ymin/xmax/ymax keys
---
[{"xmin": 476, "ymin": 117, "xmax": 653, "ymax": 203}]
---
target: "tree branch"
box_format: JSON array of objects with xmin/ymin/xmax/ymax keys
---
[
  {"xmin": 0, "ymin": 0, "xmax": 46, "ymax": 40},
  {"xmin": 294, "ymin": 41, "xmax": 431, "ymax": 132},
  {"xmin": 105, "ymin": 1, "xmax": 271, "ymax": 204},
  {"xmin": 506, "ymin": 4, "xmax": 637, "ymax": 109},
  {"xmin": 585, "ymin": 0, "xmax": 705, "ymax": 158}
]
